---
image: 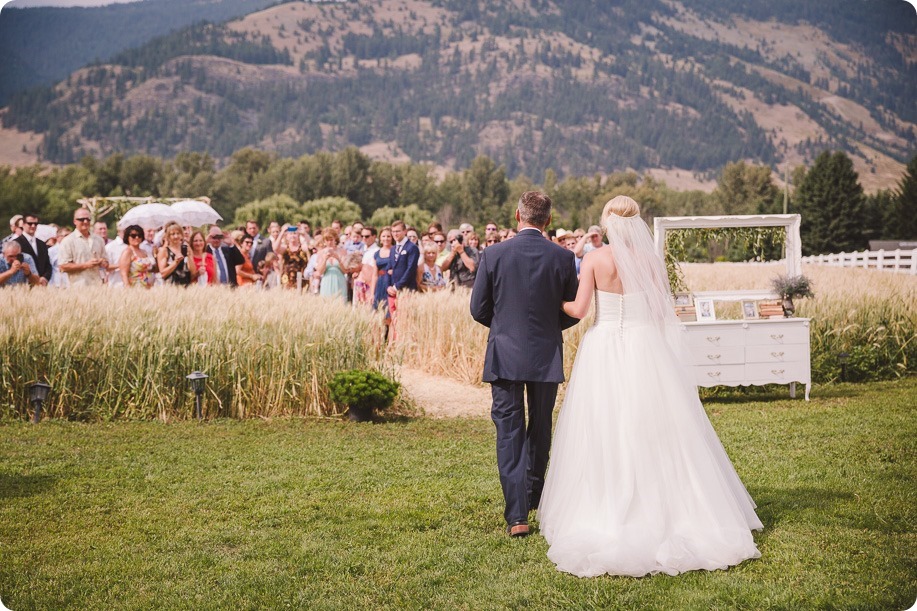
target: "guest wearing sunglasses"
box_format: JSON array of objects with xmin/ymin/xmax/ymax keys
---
[
  {"xmin": 118, "ymin": 225, "xmax": 155, "ymax": 288},
  {"xmin": 234, "ymin": 231, "xmax": 258, "ymax": 287},
  {"xmin": 58, "ymin": 208, "xmax": 108, "ymax": 287},
  {"xmin": 14, "ymin": 213, "xmax": 51, "ymax": 285}
]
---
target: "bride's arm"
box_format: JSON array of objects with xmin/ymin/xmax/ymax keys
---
[{"xmin": 562, "ymin": 254, "xmax": 595, "ymax": 319}]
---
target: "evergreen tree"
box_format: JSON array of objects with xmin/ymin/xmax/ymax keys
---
[
  {"xmin": 795, "ymin": 151, "xmax": 866, "ymax": 255},
  {"xmin": 888, "ymin": 154, "xmax": 917, "ymax": 240}
]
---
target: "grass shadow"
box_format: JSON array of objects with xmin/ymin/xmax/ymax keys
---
[
  {"xmin": 0, "ymin": 473, "xmax": 57, "ymax": 500},
  {"xmin": 749, "ymin": 485, "xmax": 855, "ymax": 531},
  {"xmin": 701, "ymin": 383, "xmax": 867, "ymax": 405}
]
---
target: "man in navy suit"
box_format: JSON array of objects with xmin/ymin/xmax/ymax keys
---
[
  {"xmin": 15, "ymin": 213, "xmax": 51, "ymax": 285},
  {"xmin": 206, "ymin": 226, "xmax": 244, "ymax": 286},
  {"xmin": 470, "ymin": 191, "xmax": 579, "ymax": 537},
  {"xmin": 386, "ymin": 219, "xmax": 420, "ymax": 296}
]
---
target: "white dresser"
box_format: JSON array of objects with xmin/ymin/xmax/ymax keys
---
[{"xmin": 681, "ymin": 318, "xmax": 811, "ymax": 400}]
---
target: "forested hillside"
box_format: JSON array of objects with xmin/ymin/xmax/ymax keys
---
[
  {"xmin": 0, "ymin": 0, "xmax": 279, "ymax": 105},
  {"xmin": 1, "ymin": 0, "xmax": 914, "ymax": 188}
]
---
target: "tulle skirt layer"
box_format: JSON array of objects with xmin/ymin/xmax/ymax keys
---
[{"xmin": 539, "ymin": 320, "xmax": 762, "ymax": 578}]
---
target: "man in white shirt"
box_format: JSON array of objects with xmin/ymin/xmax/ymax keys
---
[
  {"xmin": 58, "ymin": 209, "xmax": 108, "ymax": 287},
  {"xmin": 105, "ymin": 229, "xmax": 128, "ymax": 287}
]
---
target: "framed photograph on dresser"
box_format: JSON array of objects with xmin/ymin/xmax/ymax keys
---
[
  {"xmin": 742, "ymin": 300, "xmax": 760, "ymax": 320},
  {"xmin": 694, "ymin": 298, "xmax": 716, "ymax": 321}
]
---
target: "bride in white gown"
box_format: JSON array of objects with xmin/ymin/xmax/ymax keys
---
[{"xmin": 538, "ymin": 195, "xmax": 762, "ymax": 578}]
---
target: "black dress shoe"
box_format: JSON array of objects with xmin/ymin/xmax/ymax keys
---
[{"xmin": 507, "ymin": 521, "xmax": 530, "ymax": 537}]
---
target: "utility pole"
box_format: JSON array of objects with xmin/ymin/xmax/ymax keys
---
[{"xmin": 783, "ymin": 162, "xmax": 789, "ymax": 214}]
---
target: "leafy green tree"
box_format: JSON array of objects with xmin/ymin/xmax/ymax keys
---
[
  {"xmin": 714, "ymin": 161, "xmax": 779, "ymax": 215},
  {"xmin": 301, "ymin": 196, "xmax": 362, "ymax": 229},
  {"xmin": 368, "ymin": 205, "xmax": 434, "ymax": 231},
  {"xmin": 462, "ymin": 156, "xmax": 509, "ymax": 225},
  {"xmin": 212, "ymin": 148, "xmax": 276, "ymax": 218},
  {"xmin": 795, "ymin": 151, "xmax": 866, "ymax": 255},
  {"xmin": 330, "ymin": 147, "xmax": 372, "ymax": 216},
  {"xmin": 887, "ymin": 154, "xmax": 917, "ymax": 240},
  {"xmin": 232, "ymin": 194, "xmax": 303, "ymax": 228}
]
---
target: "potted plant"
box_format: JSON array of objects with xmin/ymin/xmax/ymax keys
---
[
  {"xmin": 329, "ymin": 369, "xmax": 400, "ymax": 422},
  {"xmin": 771, "ymin": 274, "xmax": 814, "ymax": 317}
]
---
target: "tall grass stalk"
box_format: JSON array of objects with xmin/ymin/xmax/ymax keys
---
[{"xmin": 0, "ymin": 287, "xmax": 382, "ymax": 421}]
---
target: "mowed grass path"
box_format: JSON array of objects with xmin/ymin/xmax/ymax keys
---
[{"xmin": 1, "ymin": 380, "xmax": 915, "ymax": 610}]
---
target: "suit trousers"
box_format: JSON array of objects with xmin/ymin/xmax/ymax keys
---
[{"xmin": 490, "ymin": 379, "xmax": 558, "ymax": 525}]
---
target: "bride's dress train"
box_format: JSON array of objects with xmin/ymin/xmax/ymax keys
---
[{"xmin": 538, "ymin": 291, "xmax": 763, "ymax": 578}]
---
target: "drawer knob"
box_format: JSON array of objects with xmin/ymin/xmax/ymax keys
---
[
  {"xmin": 771, "ymin": 351, "xmax": 785, "ymax": 358},
  {"xmin": 707, "ymin": 371, "xmax": 721, "ymax": 377},
  {"xmin": 706, "ymin": 336, "xmax": 720, "ymax": 343},
  {"xmin": 707, "ymin": 354, "xmax": 721, "ymax": 360},
  {"xmin": 771, "ymin": 369, "xmax": 785, "ymax": 376},
  {"xmin": 770, "ymin": 334, "xmax": 784, "ymax": 340}
]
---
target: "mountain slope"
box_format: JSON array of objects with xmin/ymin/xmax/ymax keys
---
[
  {"xmin": 0, "ymin": 0, "xmax": 279, "ymax": 105},
  {"xmin": 1, "ymin": 0, "xmax": 914, "ymax": 190}
]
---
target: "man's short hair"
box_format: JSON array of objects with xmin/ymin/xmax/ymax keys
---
[
  {"xmin": 363, "ymin": 226, "xmax": 377, "ymax": 236},
  {"xmin": 24, "ymin": 213, "xmax": 39, "ymax": 222},
  {"xmin": 517, "ymin": 191, "xmax": 552, "ymax": 228},
  {"xmin": 459, "ymin": 223, "xmax": 473, "ymax": 233},
  {"xmin": 3, "ymin": 241, "xmax": 21, "ymax": 254},
  {"xmin": 391, "ymin": 220, "xmax": 406, "ymax": 230}
]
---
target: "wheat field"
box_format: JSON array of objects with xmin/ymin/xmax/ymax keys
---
[
  {"xmin": 0, "ymin": 287, "xmax": 382, "ymax": 420},
  {"xmin": 2, "ymin": 264, "xmax": 913, "ymax": 420}
]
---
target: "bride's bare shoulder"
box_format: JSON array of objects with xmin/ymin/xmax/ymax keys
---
[{"xmin": 582, "ymin": 246, "xmax": 616, "ymax": 269}]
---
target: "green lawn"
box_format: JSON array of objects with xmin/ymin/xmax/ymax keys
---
[{"xmin": 1, "ymin": 380, "xmax": 915, "ymax": 610}]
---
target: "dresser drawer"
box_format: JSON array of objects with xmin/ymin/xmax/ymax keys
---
[
  {"xmin": 746, "ymin": 362, "xmax": 810, "ymax": 384},
  {"xmin": 746, "ymin": 324, "xmax": 809, "ymax": 346},
  {"xmin": 685, "ymin": 327, "xmax": 745, "ymax": 348},
  {"xmin": 745, "ymin": 344, "xmax": 810, "ymax": 364},
  {"xmin": 694, "ymin": 364, "xmax": 745, "ymax": 386},
  {"xmin": 691, "ymin": 345, "xmax": 745, "ymax": 366}
]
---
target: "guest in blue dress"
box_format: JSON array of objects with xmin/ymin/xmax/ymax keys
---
[{"xmin": 371, "ymin": 227, "xmax": 393, "ymax": 315}]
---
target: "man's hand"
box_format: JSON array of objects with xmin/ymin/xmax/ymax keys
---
[
  {"xmin": 452, "ymin": 241, "xmax": 464, "ymax": 254},
  {"xmin": 21, "ymin": 262, "xmax": 31, "ymax": 276},
  {"xmin": 10, "ymin": 260, "xmax": 22, "ymax": 274},
  {"xmin": 387, "ymin": 285, "xmax": 397, "ymax": 297}
]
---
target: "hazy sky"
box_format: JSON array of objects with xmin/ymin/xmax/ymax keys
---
[{"xmin": 3, "ymin": 0, "xmax": 141, "ymax": 7}]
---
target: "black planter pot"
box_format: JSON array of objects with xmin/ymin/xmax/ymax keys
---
[{"xmin": 348, "ymin": 406, "xmax": 373, "ymax": 422}]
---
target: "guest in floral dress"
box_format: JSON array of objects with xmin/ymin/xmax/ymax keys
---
[{"xmin": 118, "ymin": 224, "xmax": 155, "ymax": 288}]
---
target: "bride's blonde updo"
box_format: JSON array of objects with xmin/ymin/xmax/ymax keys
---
[{"xmin": 601, "ymin": 195, "xmax": 641, "ymax": 221}]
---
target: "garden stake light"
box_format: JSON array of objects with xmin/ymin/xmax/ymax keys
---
[
  {"xmin": 29, "ymin": 381, "xmax": 51, "ymax": 424},
  {"xmin": 186, "ymin": 372, "xmax": 208, "ymax": 420}
]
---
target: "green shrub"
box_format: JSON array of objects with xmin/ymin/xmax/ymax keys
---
[{"xmin": 328, "ymin": 370, "xmax": 400, "ymax": 412}]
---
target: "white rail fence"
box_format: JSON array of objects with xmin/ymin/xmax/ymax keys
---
[{"xmin": 801, "ymin": 249, "xmax": 917, "ymax": 274}]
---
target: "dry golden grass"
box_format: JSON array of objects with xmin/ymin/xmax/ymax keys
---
[
  {"xmin": 0, "ymin": 286, "xmax": 382, "ymax": 420},
  {"xmin": 397, "ymin": 264, "xmax": 915, "ymax": 386}
]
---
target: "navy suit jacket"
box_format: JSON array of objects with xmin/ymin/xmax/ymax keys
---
[
  {"xmin": 208, "ymin": 244, "xmax": 244, "ymax": 286},
  {"xmin": 470, "ymin": 229, "xmax": 579, "ymax": 383},
  {"xmin": 15, "ymin": 235, "xmax": 51, "ymax": 282},
  {"xmin": 390, "ymin": 239, "xmax": 420, "ymax": 291}
]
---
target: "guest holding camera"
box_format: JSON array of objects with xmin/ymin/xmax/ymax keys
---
[
  {"xmin": 157, "ymin": 221, "xmax": 196, "ymax": 286},
  {"xmin": 439, "ymin": 232, "xmax": 478, "ymax": 289},
  {"xmin": 0, "ymin": 241, "xmax": 40, "ymax": 287}
]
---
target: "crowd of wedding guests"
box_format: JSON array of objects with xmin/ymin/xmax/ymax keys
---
[{"xmin": 1, "ymin": 210, "xmax": 605, "ymax": 306}]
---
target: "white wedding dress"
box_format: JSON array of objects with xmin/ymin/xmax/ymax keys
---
[{"xmin": 538, "ymin": 214, "xmax": 762, "ymax": 578}]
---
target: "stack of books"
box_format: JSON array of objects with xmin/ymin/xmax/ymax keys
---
[
  {"xmin": 758, "ymin": 300, "xmax": 785, "ymax": 319},
  {"xmin": 675, "ymin": 305, "xmax": 697, "ymax": 322}
]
